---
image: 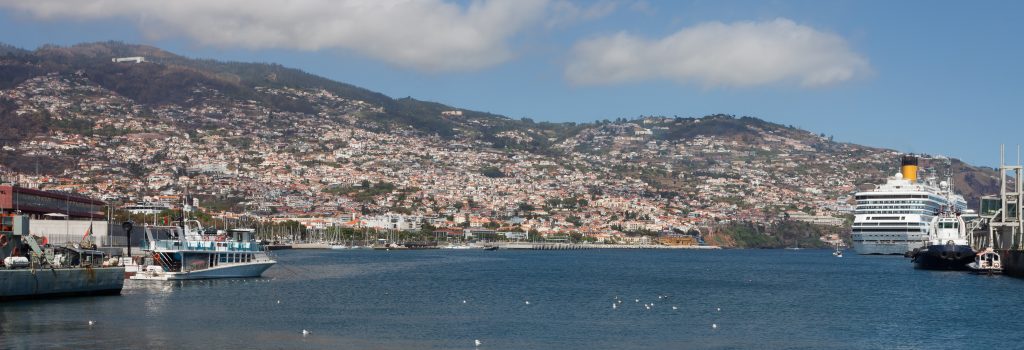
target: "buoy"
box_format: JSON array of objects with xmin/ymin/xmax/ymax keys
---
[
  {"xmin": 462, "ymin": 300, "xmax": 467, "ymax": 304},
  {"xmin": 712, "ymin": 323, "xmax": 718, "ymax": 329},
  {"xmin": 277, "ymin": 300, "xmax": 281, "ymax": 304},
  {"xmin": 525, "ymin": 300, "xmax": 530, "ymax": 305},
  {"xmin": 475, "ymin": 339, "xmax": 482, "ymax": 347},
  {"xmin": 302, "ymin": 329, "xmax": 310, "ymax": 336}
]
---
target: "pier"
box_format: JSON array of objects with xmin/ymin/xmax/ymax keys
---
[{"xmin": 498, "ymin": 243, "xmax": 720, "ymax": 250}]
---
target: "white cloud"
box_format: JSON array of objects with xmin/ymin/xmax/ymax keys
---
[
  {"xmin": 547, "ymin": 0, "xmax": 618, "ymax": 28},
  {"xmin": 565, "ymin": 18, "xmax": 870, "ymax": 87},
  {"xmin": 0, "ymin": 0, "xmax": 557, "ymax": 72}
]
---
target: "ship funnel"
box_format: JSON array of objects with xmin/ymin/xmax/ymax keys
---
[{"xmin": 901, "ymin": 155, "xmax": 919, "ymax": 182}]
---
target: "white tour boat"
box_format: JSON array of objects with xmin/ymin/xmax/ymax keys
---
[{"xmin": 130, "ymin": 220, "xmax": 276, "ymax": 281}]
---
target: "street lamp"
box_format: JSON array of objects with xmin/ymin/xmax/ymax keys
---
[{"xmin": 121, "ymin": 221, "xmax": 134, "ymax": 258}]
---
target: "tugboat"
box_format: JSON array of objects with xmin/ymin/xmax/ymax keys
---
[{"xmin": 911, "ymin": 203, "xmax": 975, "ymax": 270}]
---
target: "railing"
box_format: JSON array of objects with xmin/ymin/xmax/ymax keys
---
[{"xmin": 149, "ymin": 240, "xmax": 264, "ymax": 252}]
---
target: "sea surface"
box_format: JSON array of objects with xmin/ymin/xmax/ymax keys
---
[{"xmin": 2, "ymin": 248, "xmax": 1023, "ymax": 349}]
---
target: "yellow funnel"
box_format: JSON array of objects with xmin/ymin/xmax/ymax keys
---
[{"xmin": 901, "ymin": 155, "xmax": 918, "ymax": 182}]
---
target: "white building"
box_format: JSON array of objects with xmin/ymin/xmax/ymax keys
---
[
  {"xmin": 112, "ymin": 56, "xmax": 146, "ymax": 63},
  {"xmin": 362, "ymin": 213, "xmax": 425, "ymax": 231}
]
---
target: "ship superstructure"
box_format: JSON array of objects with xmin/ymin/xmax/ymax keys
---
[{"xmin": 851, "ymin": 155, "xmax": 968, "ymax": 255}]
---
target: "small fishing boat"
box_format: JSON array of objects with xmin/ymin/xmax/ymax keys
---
[{"xmin": 968, "ymin": 249, "xmax": 1003, "ymax": 275}]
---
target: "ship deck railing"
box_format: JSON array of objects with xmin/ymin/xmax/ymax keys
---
[{"xmin": 149, "ymin": 240, "xmax": 265, "ymax": 252}]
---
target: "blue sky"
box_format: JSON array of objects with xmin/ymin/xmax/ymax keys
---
[{"xmin": 0, "ymin": 0, "xmax": 1021, "ymax": 166}]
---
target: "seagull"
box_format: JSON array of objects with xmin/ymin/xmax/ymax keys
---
[
  {"xmin": 672, "ymin": 306, "xmax": 678, "ymax": 310},
  {"xmin": 712, "ymin": 324, "xmax": 718, "ymax": 329},
  {"xmin": 475, "ymin": 339, "xmax": 482, "ymax": 347},
  {"xmin": 462, "ymin": 300, "xmax": 467, "ymax": 304},
  {"xmin": 612, "ymin": 303, "xmax": 617, "ymax": 309},
  {"xmin": 302, "ymin": 329, "xmax": 310, "ymax": 336},
  {"xmin": 524, "ymin": 300, "xmax": 530, "ymax": 305},
  {"xmin": 277, "ymin": 300, "xmax": 281, "ymax": 304},
  {"xmin": 658, "ymin": 295, "xmax": 663, "ymax": 300},
  {"xmin": 88, "ymin": 320, "xmax": 95, "ymax": 326},
  {"xmin": 635, "ymin": 299, "xmax": 639, "ymax": 303},
  {"xmin": 716, "ymin": 307, "xmax": 721, "ymax": 312}
]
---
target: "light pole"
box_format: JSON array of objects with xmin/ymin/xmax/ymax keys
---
[{"xmin": 121, "ymin": 221, "xmax": 134, "ymax": 258}]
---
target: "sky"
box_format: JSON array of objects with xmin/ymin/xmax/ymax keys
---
[{"xmin": 0, "ymin": 0, "xmax": 1021, "ymax": 167}]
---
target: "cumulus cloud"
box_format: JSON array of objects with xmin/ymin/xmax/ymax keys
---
[
  {"xmin": 565, "ymin": 18, "xmax": 870, "ymax": 87},
  {"xmin": 0, "ymin": 0, "xmax": 558, "ymax": 72}
]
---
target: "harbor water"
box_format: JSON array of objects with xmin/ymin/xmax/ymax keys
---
[{"xmin": 2, "ymin": 249, "xmax": 1023, "ymax": 349}]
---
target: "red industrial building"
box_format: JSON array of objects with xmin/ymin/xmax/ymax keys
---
[{"xmin": 0, "ymin": 184, "xmax": 106, "ymax": 219}]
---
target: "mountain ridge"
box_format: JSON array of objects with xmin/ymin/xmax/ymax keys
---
[{"xmin": 0, "ymin": 41, "xmax": 1001, "ymax": 238}]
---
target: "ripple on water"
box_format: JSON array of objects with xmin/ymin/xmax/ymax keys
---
[{"xmin": 3, "ymin": 249, "xmax": 1024, "ymax": 349}]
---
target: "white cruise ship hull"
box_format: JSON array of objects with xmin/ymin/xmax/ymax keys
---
[
  {"xmin": 849, "ymin": 167, "xmax": 968, "ymax": 256},
  {"xmin": 852, "ymin": 240, "xmax": 925, "ymax": 255},
  {"xmin": 131, "ymin": 261, "xmax": 275, "ymax": 281}
]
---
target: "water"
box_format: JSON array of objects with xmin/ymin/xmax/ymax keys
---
[{"xmin": 2, "ymin": 249, "xmax": 1023, "ymax": 349}]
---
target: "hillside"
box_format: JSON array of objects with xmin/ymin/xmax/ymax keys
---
[
  {"xmin": 0, "ymin": 41, "xmax": 1001, "ymax": 247},
  {"xmin": 0, "ymin": 42, "xmax": 576, "ymax": 150}
]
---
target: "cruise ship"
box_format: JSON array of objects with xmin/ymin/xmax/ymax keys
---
[{"xmin": 851, "ymin": 156, "xmax": 968, "ymax": 255}]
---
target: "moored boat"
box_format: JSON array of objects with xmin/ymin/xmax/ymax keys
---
[
  {"xmin": 912, "ymin": 207, "xmax": 975, "ymax": 270},
  {"xmin": 967, "ymin": 248, "xmax": 1002, "ymax": 274},
  {"xmin": 130, "ymin": 220, "xmax": 275, "ymax": 281},
  {"xmin": 1, "ymin": 215, "xmax": 124, "ymax": 301},
  {"xmin": 851, "ymin": 155, "xmax": 969, "ymax": 255}
]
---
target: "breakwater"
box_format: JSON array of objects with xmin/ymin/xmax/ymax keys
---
[{"xmin": 498, "ymin": 243, "xmax": 721, "ymax": 250}]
